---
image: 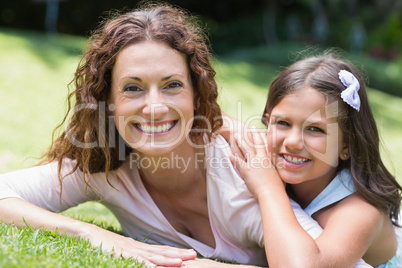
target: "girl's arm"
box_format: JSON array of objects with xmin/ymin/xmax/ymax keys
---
[
  {"xmin": 0, "ymin": 163, "xmax": 196, "ymax": 267},
  {"xmin": 230, "ymin": 130, "xmax": 379, "ymax": 268}
]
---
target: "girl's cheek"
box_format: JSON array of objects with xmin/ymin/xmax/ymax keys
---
[{"xmin": 267, "ymin": 127, "xmax": 282, "ymax": 153}]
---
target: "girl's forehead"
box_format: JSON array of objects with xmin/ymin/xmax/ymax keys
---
[{"xmin": 272, "ymin": 87, "xmax": 339, "ymax": 123}]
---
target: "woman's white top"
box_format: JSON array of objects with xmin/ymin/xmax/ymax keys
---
[{"xmin": 0, "ymin": 135, "xmax": 369, "ymax": 266}]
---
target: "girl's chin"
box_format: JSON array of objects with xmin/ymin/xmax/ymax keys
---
[{"xmin": 276, "ymin": 170, "xmax": 306, "ymax": 185}]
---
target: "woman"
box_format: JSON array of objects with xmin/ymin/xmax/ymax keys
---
[{"xmin": 0, "ymin": 3, "xmax": 356, "ymax": 267}]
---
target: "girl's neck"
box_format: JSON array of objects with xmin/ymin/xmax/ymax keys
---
[{"xmin": 289, "ymin": 172, "xmax": 337, "ymax": 209}]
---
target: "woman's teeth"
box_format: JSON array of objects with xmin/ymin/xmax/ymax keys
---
[
  {"xmin": 137, "ymin": 122, "xmax": 175, "ymax": 133},
  {"xmin": 283, "ymin": 155, "xmax": 309, "ymax": 164}
]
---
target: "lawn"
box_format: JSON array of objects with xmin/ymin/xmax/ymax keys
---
[{"xmin": 1, "ymin": 28, "xmax": 402, "ymax": 267}]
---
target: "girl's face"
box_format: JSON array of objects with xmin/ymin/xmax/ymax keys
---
[
  {"xmin": 109, "ymin": 41, "xmax": 195, "ymax": 156},
  {"xmin": 266, "ymin": 87, "xmax": 349, "ymax": 192}
]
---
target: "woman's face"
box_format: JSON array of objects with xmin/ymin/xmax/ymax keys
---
[
  {"xmin": 266, "ymin": 87, "xmax": 348, "ymax": 191},
  {"xmin": 109, "ymin": 41, "xmax": 195, "ymax": 156}
]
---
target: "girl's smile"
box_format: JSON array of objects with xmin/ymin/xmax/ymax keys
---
[
  {"xmin": 266, "ymin": 87, "xmax": 349, "ymax": 194},
  {"xmin": 280, "ymin": 153, "xmax": 310, "ymax": 167}
]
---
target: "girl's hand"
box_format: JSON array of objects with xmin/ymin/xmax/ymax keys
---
[
  {"xmin": 79, "ymin": 223, "xmax": 197, "ymax": 267},
  {"xmin": 219, "ymin": 113, "xmax": 250, "ymax": 157},
  {"xmin": 229, "ymin": 127, "xmax": 284, "ymax": 199}
]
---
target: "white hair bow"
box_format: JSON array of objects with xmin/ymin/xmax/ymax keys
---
[{"xmin": 339, "ymin": 70, "xmax": 360, "ymax": 111}]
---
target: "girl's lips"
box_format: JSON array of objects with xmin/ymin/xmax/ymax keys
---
[
  {"xmin": 279, "ymin": 153, "xmax": 311, "ymax": 169},
  {"xmin": 134, "ymin": 120, "xmax": 178, "ymax": 135}
]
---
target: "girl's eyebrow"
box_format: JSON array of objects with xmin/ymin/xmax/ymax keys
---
[
  {"xmin": 270, "ymin": 113, "xmax": 284, "ymax": 117},
  {"xmin": 269, "ymin": 113, "xmax": 287, "ymax": 120},
  {"xmin": 305, "ymin": 120, "xmax": 326, "ymax": 125}
]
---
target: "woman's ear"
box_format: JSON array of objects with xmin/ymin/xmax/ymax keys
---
[
  {"xmin": 106, "ymin": 100, "xmax": 115, "ymax": 116},
  {"xmin": 339, "ymin": 142, "xmax": 350, "ymax": 160}
]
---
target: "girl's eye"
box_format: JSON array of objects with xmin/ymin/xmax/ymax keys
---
[
  {"xmin": 164, "ymin": 81, "xmax": 183, "ymax": 89},
  {"xmin": 273, "ymin": 120, "xmax": 290, "ymax": 126},
  {"xmin": 123, "ymin": 84, "xmax": 143, "ymax": 92},
  {"xmin": 308, "ymin": 126, "xmax": 326, "ymax": 133}
]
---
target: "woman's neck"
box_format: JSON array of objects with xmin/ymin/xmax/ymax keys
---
[{"xmin": 134, "ymin": 140, "xmax": 207, "ymax": 195}]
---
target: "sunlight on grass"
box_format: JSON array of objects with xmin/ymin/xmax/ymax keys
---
[{"xmin": 0, "ymin": 29, "xmax": 85, "ymax": 172}]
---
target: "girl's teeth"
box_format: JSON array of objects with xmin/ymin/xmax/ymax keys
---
[
  {"xmin": 283, "ymin": 155, "xmax": 308, "ymax": 164},
  {"xmin": 138, "ymin": 122, "xmax": 174, "ymax": 133}
]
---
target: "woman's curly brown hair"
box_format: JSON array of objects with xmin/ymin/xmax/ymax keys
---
[{"xmin": 41, "ymin": 2, "xmax": 222, "ymax": 191}]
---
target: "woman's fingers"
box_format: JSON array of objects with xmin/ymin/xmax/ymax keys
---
[
  {"xmin": 108, "ymin": 237, "xmax": 196, "ymax": 267},
  {"xmin": 150, "ymin": 246, "xmax": 197, "ymax": 260},
  {"xmin": 138, "ymin": 245, "xmax": 197, "ymax": 266}
]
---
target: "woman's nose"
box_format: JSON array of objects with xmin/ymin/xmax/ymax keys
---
[{"xmin": 142, "ymin": 89, "xmax": 168, "ymax": 119}]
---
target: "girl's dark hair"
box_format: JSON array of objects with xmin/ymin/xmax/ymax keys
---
[
  {"xmin": 262, "ymin": 53, "xmax": 401, "ymax": 225},
  {"xmin": 41, "ymin": 3, "xmax": 222, "ymax": 192}
]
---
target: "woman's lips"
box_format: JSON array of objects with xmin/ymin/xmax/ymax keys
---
[{"xmin": 134, "ymin": 120, "xmax": 177, "ymax": 135}]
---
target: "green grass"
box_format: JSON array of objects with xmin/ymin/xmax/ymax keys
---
[
  {"xmin": 1, "ymin": 28, "xmax": 402, "ymax": 267},
  {"xmin": 0, "ymin": 223, "xmax": 140, "ymax": 268}
]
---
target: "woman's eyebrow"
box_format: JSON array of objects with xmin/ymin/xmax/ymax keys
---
[
  {"xmin": 124, "ymin": 74, "xmax": 183, "ymax": 82},
  {"xmin": 125, "ymin": 76, "xmax": 142, "ymax": 81},
  {"xmin": 161, "ymin": 74, "xmax": 184, "ymax": 81}
]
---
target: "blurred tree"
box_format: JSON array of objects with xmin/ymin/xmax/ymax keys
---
[
  {"xmin": 0, "ymin": 0, "xmax": 400, "ymax": 56},
  {"xmin": 32, "ymin": 0, "xmax": 67, "ymax": 34}
]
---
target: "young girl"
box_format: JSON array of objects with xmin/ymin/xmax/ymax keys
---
[{"xmin": 231, "ymin": 54, "xmax": 402, "ymax": 267}]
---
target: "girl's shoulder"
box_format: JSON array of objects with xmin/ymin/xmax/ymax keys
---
[
  {"xmin": 317, "ymin": 193, "xmax": 397, "ymax": 267},
  {"xmin": 304, "ymin": 169, "xmax": 355, "ymax": 217}
]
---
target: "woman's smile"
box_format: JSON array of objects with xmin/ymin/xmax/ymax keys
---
[
  {"xmin": 134, "ymin": 120, "xmax": 178, "ymax": 135},
  {"xmin": 108, "ymin": 41, "xmax": 195, "ymax": 155}
]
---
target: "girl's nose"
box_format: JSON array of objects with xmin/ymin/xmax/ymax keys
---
[{"xmin": 283, "ymin": 127, "xmax": 304, "ymax": 151}]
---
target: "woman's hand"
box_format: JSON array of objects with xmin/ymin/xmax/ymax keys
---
[
  {"xmin": 229, "ymin": 127, "xmax": 284, "ymax": 199},
  {"xmin": 79, "ymin": 223, "xmax": 197, "ymax": 267},
  {"xmin": 182, "ymin": 258, "xmax": 264, "ymax": 268}
]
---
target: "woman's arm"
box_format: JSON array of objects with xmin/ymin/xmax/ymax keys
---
[
  {"xmin": 0, "ymin": 163, "xmax": 197, "ymax": 267},
  {"xmin": 0, "ymin": 197, "xmax": 196, "ymax": 266},
  {"xmin": 183, "ymin": 258, "xmax": 266, "ymax": 267},
  {"xmin": 230, "ymin": 130, "xmax": 376, "ymax": 267}
]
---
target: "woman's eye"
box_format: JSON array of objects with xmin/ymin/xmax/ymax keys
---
[
  {"xmin": 164, "ymin": 81, "xmax": 183, "ymax": 89},
  {"xmin": 123, "ymin": 84, "xmax": 142, "ymax": 92}
]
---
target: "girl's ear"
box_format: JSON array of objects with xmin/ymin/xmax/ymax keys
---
[
  {"xmin": 339, "ymin": 142, "xmax": 350, "ymax": 160},
  {"xmin": 263, "ymin": 113, "xmax": 270, "ymax": 125}
]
